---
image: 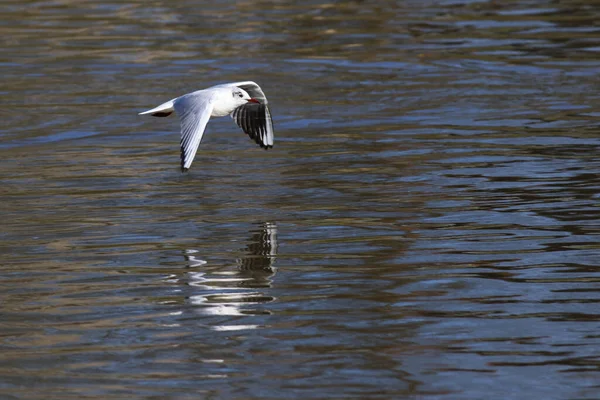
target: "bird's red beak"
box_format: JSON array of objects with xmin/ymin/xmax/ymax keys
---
[{"xmin": 247, "ymin": 98, "xmax": 260, "ymax": 104}]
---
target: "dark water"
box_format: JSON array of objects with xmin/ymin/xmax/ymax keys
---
[{"xmin": 2, "ymin": 0, "xmax": 600, "ymax": 398}]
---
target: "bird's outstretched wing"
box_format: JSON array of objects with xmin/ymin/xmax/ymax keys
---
[
  {"xmin": 230, "ymin": 81, "xmax": 274, "ymax": 149},
  {"xmin": 174, "ymin": 93, "xmax": 214, "ymax": 171}
]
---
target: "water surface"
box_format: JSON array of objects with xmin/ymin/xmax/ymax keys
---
[{"xmin": 2, "ymin": 0, "xmax": 600, "ymax": 398}]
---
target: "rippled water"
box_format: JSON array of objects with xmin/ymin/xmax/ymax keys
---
[{"xmin": 2, "ymin": 0, "xmax": 600, "ymax": 398}]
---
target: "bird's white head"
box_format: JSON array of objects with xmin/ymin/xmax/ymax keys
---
[
  {"xmin": 231, "ymin": 87, "xmax": 260, "ymax": 106},
  {"xmin": 212, "ymin": 86, "xmax": 261, "ymax": 117}
]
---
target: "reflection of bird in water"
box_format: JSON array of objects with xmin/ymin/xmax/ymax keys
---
[
  {"xmin": 181, "ymin": 222, "xmax": 279, "ymax": 316},
  {"xmin": 183, "ymin": 249, "xmax": 207, "ymax": 268},
  {"xmin": 237, "ymin": 222, "xmax": 278, "ymax": 278}
]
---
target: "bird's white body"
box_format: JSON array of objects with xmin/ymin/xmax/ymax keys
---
[{"xmin": 139, "ymin": 81, "xmax": 274, "ymax": 171}]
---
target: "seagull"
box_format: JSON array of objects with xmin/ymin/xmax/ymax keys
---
[{"xmin": 139, "ymin": 81, "xmax": 274, "ymax": 172}]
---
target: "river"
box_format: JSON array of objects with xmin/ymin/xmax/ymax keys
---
[{"xmin": 1, "ymin": 1, "xmax": 600, "ymax": 398}]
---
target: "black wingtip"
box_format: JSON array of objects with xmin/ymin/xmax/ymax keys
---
[
  {"xmin": 151, "ymin": 111, "xmax": 173, "ymax": 117},
  {"xmin": 254, "ymin": 137, "xmax": 273, "ymax": 150},
  {"xmin": 180, "ymin": 145, "xmax": 187, "ymax": 172}
]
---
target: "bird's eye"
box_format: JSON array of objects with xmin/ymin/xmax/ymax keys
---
[{"xmin": 238, "ymin": 93, "xmax": 243, "ymax": 98}]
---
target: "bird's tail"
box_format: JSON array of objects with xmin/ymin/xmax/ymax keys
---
[{"xmin": 138, "ymin": 99, "xmax": 175, "ymax": 117}]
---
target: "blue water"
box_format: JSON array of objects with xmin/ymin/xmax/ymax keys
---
[{"xmin": 2, "ymin": 1, "xmax": 600, "ymax": 398}]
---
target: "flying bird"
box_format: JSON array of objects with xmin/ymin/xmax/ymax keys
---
[{"xmin": 139, "ymin": 81, "xmax": 274, "ymax": 172}]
